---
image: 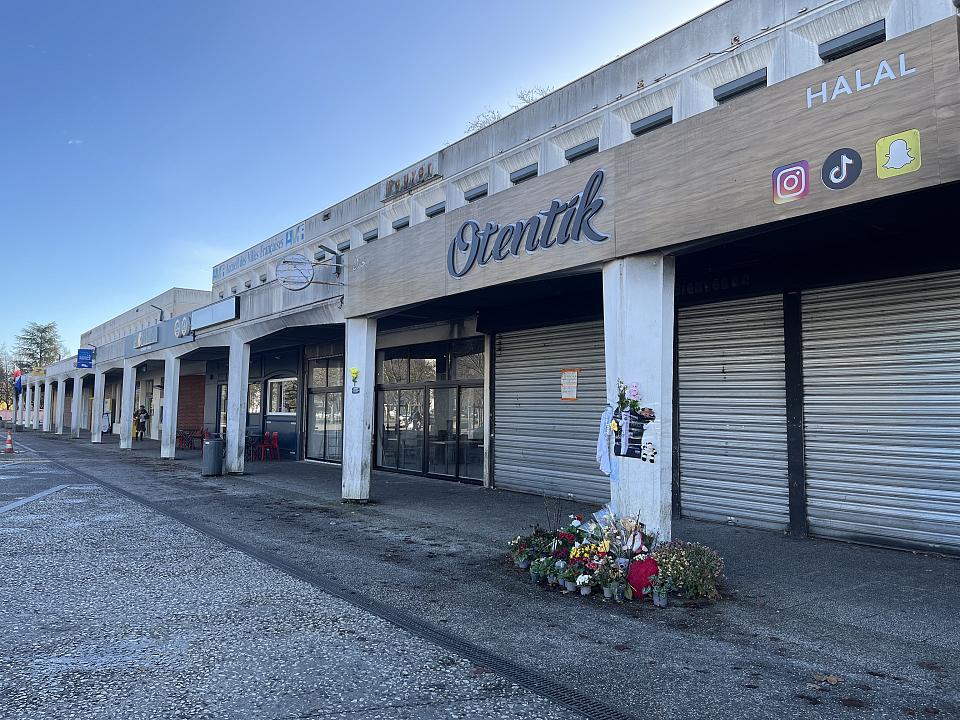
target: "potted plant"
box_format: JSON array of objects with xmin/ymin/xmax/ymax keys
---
[
  {"xmin": 650, "ymin": 573, "xmax": 672, "ymax": 608},
  {"xmin": 561, "ymin": 565, "xmax": 579, "ymax": 592},
  {"xmin": 576, "ymin": 573, "xmax": 595, "ymax": 596},
  {"xmin": 530, "ymin": 556, "xmax": 551, "ymax": 583}
]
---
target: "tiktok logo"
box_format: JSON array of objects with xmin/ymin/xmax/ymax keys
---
[{"xmin": 821, "ymin": 148, "xmax": 862, "ymax": 190}]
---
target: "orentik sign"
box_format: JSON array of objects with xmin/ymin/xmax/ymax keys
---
[
  {"xmin": 806, "ymin": 53, "xmax": 916, "ymax": 109},
  {"xmin": 447, "ymin": 169, "xmax": 609, "ymax": 278}
]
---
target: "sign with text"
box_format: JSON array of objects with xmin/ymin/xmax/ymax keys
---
[
  {"xmin": 382, "ymin": 153, "xmax": 441, "ymax": 201},
  {"xmin": 191, "ymin": 296, "xmax": 240, "ymax": 332},
  {"xmin": 560, "ymin": 369, "xmax": 579, "ymax": 401},
  {"xmin": 76, "ymin": 348, "xmax": 94, "ymax": 369}
]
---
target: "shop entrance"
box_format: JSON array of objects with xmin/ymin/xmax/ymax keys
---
[
  {"xmin": 375, "ymin": 338, "xmax": 484, "ymax": 482},
  {"xmin": 305, "ymin": 355, "xmax": 344, "ymax": 463}
]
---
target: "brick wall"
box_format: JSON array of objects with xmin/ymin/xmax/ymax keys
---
[{"xmin": 176, "ymin": 375, "xmax": 205, "ymax": 431}]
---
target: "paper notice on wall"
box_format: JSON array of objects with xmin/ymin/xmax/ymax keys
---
[{"xmin": 560, "ymin": 369, "xmax": 579, "ymax": 401}]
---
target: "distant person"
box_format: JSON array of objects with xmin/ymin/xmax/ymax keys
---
[{"xmin": 135, "ymin": 405, "xmax": 149, "ymax": 441}]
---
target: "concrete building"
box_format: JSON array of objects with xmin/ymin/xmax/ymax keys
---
[{"xmin": 22, "ymin": 0, "xmax": 960, "ymax": 555}]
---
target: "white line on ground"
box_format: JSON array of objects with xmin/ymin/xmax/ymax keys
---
[{"xmin": 0, "ymin": 485, "xmax": 72, "ymax": 514}]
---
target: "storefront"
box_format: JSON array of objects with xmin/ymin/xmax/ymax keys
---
[{"xmin": 374, "ymin": 337, "xmax": 484, "ymax": 482}]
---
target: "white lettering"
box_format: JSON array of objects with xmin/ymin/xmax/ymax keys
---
[
  {"xmin": 855, "ymin": 69, "xmax": 871, "ymax": 91},
  {"xmin": 832, "ymin": 75, "xmax": 853, "ymax": 101},
  {"xmin": 899, "ymin": 53, "xmax": 916, "ymax": 76},
  {"xmin": 874, "ymin": 59, "xmax": 897, "ymax": 85},
  {"xmin": 807, "ymin": 81, "xmax": 828, "ymax": 108}
]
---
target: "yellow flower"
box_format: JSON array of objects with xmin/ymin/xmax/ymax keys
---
[{"xmin": 610, "ymin": 420, "xmax": 619, "ymax": 432}]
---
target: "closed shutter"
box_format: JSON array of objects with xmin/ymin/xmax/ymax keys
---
[
  {"xmin": 802, "ymin": 271, "xmax": 960, "ymax": 553},
  {"xmin": 494, "ymin": 321, "xmax": 609, "ymax": 504},
  {"xmin": 677, "ymin": 295, "xmax": 789, "ymax": 530}
]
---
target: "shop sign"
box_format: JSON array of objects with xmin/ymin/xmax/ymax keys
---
[
  {"xmin": 135, "ymin": 326, "xmax": 159, "ymax": 349},
  {"xmin": 213, "ymin": 223, "xmax": 305, "ymax": 282},
  {"xmin": 173, "ymin": 313, "xmax": 192, "ymax": 338},
  {"xmin": 76, "ymin": 348, "xmax": 95, "ymax": 369},
  {"xmin": 382, "ymin": 153, "xmax": 441, "ymax": 201},
  {"xmin": 447, "ymin": 169, "xmax": 609, "ymax": 278},
  {"xmin": 806, "ymin": 53, "xmax": 916, "ymax": 109},
  {"xmin": 191, "ymin": 296, "xmax": 240, "ymax": 332}
]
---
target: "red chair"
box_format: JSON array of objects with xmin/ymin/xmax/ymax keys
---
[
  {"xmin": 259, "ymin": 432, "xmax": 271, "ymax": 461},
  {"xmin": 270, "ymin": 431, "xmax": 280, "ymax": 460}
]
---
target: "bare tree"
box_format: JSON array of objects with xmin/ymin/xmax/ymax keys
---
[
  {"xmin": 14, "ymin": 321, "xmax": 64, "ymax": 371},
  {"xmin": 0, "ymin": 344, "xmax": 13, "ymax": 410},
  {"xmin": 464, "ymin": 86, "xmax": 554, "ymax": 134}
]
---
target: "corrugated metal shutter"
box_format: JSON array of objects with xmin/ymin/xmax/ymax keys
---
[
  {"xmin": 494, "ymin": 321, "xmax": 609, "ymax": 504},
  {"xmin": 677, "ymin": 295, "xmax": 789, "ymax": 530},
  {"xmin": 802, "ymin": 271, "xmax": 960, "ymax": 553}
]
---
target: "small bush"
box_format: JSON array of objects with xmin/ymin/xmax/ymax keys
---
[{"xmin": 652, "ymin": 540, "xmax": 724, "ymax": 600}]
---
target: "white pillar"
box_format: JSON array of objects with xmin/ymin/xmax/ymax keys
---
[
  {"xmin": 342, "ymin": 317, "xmax": 377, "ymax": 501},
  {"xmin": 160, "ymin": 352, "xmax": 181, "ymax": 459},
  {"xmin": 42, "ymin": 380, "xmax": 52, "ymax": 432},
  {"xmin": 71, "ymin": 374, "xmax": 84, "ymax": 438},
  {"xmin": 55, "ymin": 379, "xmax": 66, "ymax": 434},
  {"xmin": 602, "ymin": 253, "xmax": 675, "ymax": 540},
  {"xmin": 119, "ymin": 362, "xmax": 136, "ymax": 449},
  {"xmin": 224, "ymin": 334, "xmax": 250, "ymax": 474},
  {"xmin": 91, "ymin": 371, "xmax": 106, "ymax": 443},
  {"xmin": 31, "ymin": 382, "xmax": 40, "ymax": 430}
]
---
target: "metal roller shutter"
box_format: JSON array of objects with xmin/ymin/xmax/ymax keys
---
[
  {"xmin": 802, "ymin": 271, "xmax": 960, "ymax": 553},
  {"xmin": 494, "ymin": 321, "xmax": 609, "ymax": 504},
  {"xmin": 677, "ymin": 295, "xmax": 789, "ymax": 530}
]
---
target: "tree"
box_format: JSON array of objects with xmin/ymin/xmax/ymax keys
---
[
  {"xmin": 0, "ymin": 344, "xmax": 13, "ymax": 410},
  {"xmin": 464, "ymin": 86, "xmax": 554, "ymax": 134},
  {"xmin": 14, "ymin": 321, "xmax": 64, "ymax": 371}
]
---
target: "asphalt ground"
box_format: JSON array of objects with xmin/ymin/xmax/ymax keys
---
[{"xmin": 3, "ymin": 431, "xmax": 959, "ymax": 719}]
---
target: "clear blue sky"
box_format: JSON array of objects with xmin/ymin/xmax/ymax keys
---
[{"xmin": 1, "ymin": 0, "xmax": 719, "ymax": 355}]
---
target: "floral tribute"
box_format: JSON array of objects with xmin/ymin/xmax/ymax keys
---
[{"xmin": 509, "ymin": 509, "xmax": 724, "ymax": 606}]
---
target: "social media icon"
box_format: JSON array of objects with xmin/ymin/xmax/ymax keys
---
[
  {"xmin": 821, "ymin": 148, "xmax": 862, "ymax": 190},
  {"xmin": 772, "ymin": 161, "xmax": 809, "ymax": 204},
  {"xmin": 876, "ymin": 129, "xmax": 921, "ymax": 179}
]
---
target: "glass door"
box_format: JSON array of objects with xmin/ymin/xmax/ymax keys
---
[
  {"xmin": 217, "ymin": 384, "xmax": 228, "ymax": 437},
  {"xmin": 305, "ymin": 356, "xmax": 345, "ymax": 463},
  {"xmin": 428, "ymin": 387, "xmax": 457, "ymax": 476}
]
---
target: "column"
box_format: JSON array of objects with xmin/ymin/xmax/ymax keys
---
[
  {"xmin": 71, "ymin": 374, "xmax": 84, "ymax": 439},
  {"xmin": 13, "ymin": 391, "xmax": 21, "ymax": 428},
  {"xmin": 55, "ymin": 379, "xmax": 66, "ymax": 434},
  {"xmin": 42, "ymin": 379, "xmax": 52, "ymax": 432},
  {"xmin": 160, "ymin": 352, "xmax": 181, "ymax": 459},
  {"xmin": 224, "ymin": 334, "xmax": 250, "ymax": 474},
  {"xmin": 91, "ymin": 371, "xmax": 106, "ymax": 443},
  {"xmin": 119, "ymin": 362, "xmax": 136, "ymax": 449},
  {"xmin": 342, "ymin": 317, "xmax": 377, "ymax": 502},
  {"xmin": 602, "ymin": 253, "xmax": 675, "ymax": 540},
  {"xmin": 31, "ymin": 382, "xmax": 40, "ymax": 430}
]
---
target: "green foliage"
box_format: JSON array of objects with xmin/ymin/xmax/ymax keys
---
[{"xmin": 653, "ymin": 540, "xmax": 725, "ymax": 600}]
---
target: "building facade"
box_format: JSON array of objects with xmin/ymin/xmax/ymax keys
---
[{"xmin": 16, "ymin": 0, "xmax": 960, "ymax": 555}]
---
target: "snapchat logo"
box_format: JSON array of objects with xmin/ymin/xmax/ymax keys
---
[{"xmin": 876, "ymin": 129, "xmax": 921, "ymax": 179}]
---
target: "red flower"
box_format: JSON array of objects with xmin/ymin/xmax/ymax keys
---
[{"xmin": 627, "ymin": 557, "xmax": 659, "ymax": 596}]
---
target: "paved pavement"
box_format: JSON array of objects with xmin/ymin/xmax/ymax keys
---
[{"xmin": 3, "ymin": 430, "xmax": 959, "ymax": 719}]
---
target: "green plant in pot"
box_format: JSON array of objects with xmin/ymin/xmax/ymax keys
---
[
  {"xmin": 650, "ymin": 572, "xmax": 672, "ymax": 608},
  {"xmin": 560, "ymin": 564, "xmax": 580, "ymax": 592},
  {"xmin": 530, "ymin": 556, "xmax": 552, "ymax": 583}
]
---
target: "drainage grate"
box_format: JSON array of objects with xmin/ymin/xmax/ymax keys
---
[{"xmin": 32, "ymin": 446, "xmax": 641, "ymax": 720}]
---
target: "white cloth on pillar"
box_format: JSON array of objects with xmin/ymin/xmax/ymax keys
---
[{"xmin": 597, "ymin": 405, "xmax": 614, "ymax": 475}]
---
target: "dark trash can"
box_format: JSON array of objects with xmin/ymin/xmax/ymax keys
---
[{"xmin": 201, "ymin": 437, "xmax": 224, "ymax": 476}]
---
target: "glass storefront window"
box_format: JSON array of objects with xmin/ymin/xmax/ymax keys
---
[
  {"xmin": 428, "ymin": 387, "xmax": 457, "ymax": 476},
  {"xmin": 328, "ymin": 356, "xmax": 344, "ymax": 389},
  {"xmin": 306, "ymin": 356, "xmax": 345, "ymax": 463},
  {"xmin": 459, "ymin": 387, "xmax": 484, "ymax": 480},
  {"xmin": 247, "ymin": 383, "xmax": 261, "ymax": 414},
  {"xmin": 378, "ymin": 390, "xmax": 399, "ymax": 468},
  {"xmin": 398, "ymin": 388, "xmax": 424, "ymax": 471},
  {"xmin": 410, "ymin": 343, "xmax": 447, "ymax": 382},
  {"xmin": 307, "ymin": 392, "xmax": 326, "ymax": 459},
  {"xmin": 453, "ymin": 338, "xmax": 484, "ymax": 380},
  {"xmin": 309, "ymin": 361, "xmax": 328, "ymax": 388},
  {"xmin": 267, "ymin": 378, "xmax": 298, "ymax": 414},
  {"xmin": 377, "ymin": 348, "xmax": 408, "ymax": 385}
]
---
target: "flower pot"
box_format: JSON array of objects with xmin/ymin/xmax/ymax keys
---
[
  {"xmin": 517, "ymin": 559, "xmax": 530, "ymax": 570},
  {"xmin": 652, "ymin": 590, "xmax": 668, "ymax": 608},
  {"xmin": 602, "ymin": 585, "xmax": 614, "ymax": 600},
  {"xmin": 547, "ymin": 575, "xmax": 558, "ymax": 585},
  {"xmin": 579, "ymin": 585, "xmax": 592, "ymax": 596},
  {"xmin": 614, "ymin": 584, "xmax": 626, "ymax": 603},
  {"xmin": 564, "ymin": 580, "xmax": 577, "ymax": 592},
  {"xmin": 529, "ymin": 571, "xmax": 541, "ymax": 583}
]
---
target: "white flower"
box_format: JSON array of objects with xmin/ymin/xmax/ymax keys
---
[{"xmin": 576, "ymin": 574, "xmax": 592, "ymax": 586}]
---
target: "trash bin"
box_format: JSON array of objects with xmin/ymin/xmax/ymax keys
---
[{"xmin": 201, "ymin": 437, "xmax": 224, "ymax": 476}]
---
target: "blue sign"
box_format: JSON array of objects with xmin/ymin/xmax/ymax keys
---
[{"xmin": 77, "ymin": 348, "xmax": 94, "ymax": 369}]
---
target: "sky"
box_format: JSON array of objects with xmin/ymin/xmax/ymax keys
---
[{"xmin": 1, "ymin": 0, "xmax": 721, "ymax": 356}]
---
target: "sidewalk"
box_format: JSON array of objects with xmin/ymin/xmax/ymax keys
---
[{"xmin": 21, "ymin": 431, "xmax": 960, "ymax": 718}]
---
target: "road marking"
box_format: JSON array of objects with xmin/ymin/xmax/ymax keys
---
[{"xmin": 0, "ymin": 485, "xmax": 72, "ymax": 514}]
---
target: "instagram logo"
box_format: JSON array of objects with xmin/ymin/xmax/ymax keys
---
[{"xmin": 772, "ymin": 161, "xmax": 809, "ymax": 204}]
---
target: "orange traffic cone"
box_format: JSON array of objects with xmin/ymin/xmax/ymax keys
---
[{"xmin": 4, "ymin": 430, "xmax": 13, "ymax": 454}]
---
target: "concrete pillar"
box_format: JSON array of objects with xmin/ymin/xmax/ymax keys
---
[
  {"xmin": 224, "ymin": 334, "xmax": 250, "ymax": 474},
  {"xmin": 482, "ymin": 334, "xmax": 493, "ymax": 488},
  {"xmin": 91, "ymin": 371, "xmax": 105, "ymax": 443},
  {"xmin": 42, "ymin": 380, "xmax": 52, "ymax": 432},
  {"xmin": 119, "ymin": 362, "xmax": 136, "ymax": 449},
  {"xmin": 342, "ymin": 317, "xmax": 377, "ymax": 502},
  {"xmin": 24, "ymin": 381, "xmax": 32, "ymax": 429},
  {"xmin": 71, "ymin": 374, "xmax": 84, "ymax": 438},
  {"xmin": 160, "ymin": 352, "xmax": 180, "ymax": 459},
  {"xmin": 55, "ymin": 380, "xmax": 66, "ymax": 434},
  {"xmin": 602, "ymin": 253, "xmax": 676, "ymax": 540},
  {"xmin": 31, "ymin": 382, "xmax": 40, "ymax": 430}
]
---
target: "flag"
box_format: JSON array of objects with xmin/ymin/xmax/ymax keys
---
[{"xmin": 13, "ymin": 367, "xmax": 22, "ymax": 397}]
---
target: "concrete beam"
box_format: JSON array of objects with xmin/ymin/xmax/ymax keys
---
[
  {"xmin": 119, "ymin": 362, "xmax": 136, "ymax": 449},
  {"xmin": 342, "ymin": 317, "xmax": 377, "ymax": 502},
  {"xmin": 71, "ymin": 374, "xmax": 84, "ymax": 439},
  {"xmin": 91, "ymin": 371, "xmax": 105, "ymax": 443},
  {"xmin": 160, "ymin": 352, "xmax": 180, "ymax": 459},
  {"xmin": 224, "ymin": 334, "xmax": 250, "ymax": 474}
]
